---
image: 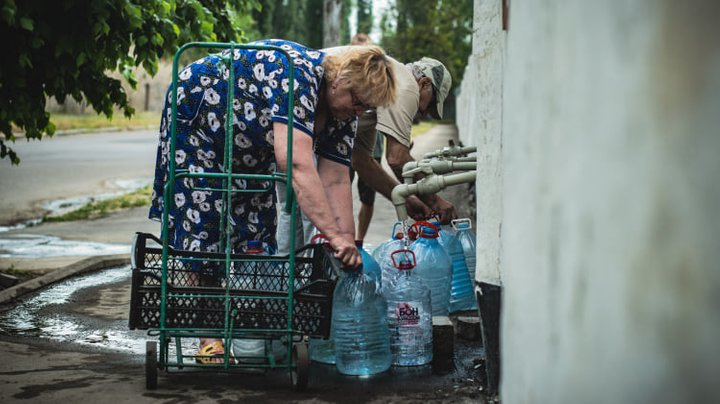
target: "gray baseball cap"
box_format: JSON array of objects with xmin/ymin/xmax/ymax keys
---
[{"xmin": 411, "ymin": 57, "xmax": 452, "ymax": 119}]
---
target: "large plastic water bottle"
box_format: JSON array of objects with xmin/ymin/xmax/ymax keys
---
[
  {"xmin": 232, "ymin": 240, "xmax": 266, "ymax": 360},
  {"xmin": 409, "ymin": 222, "xmax": 452, "ymax": 316},
  {"xmin": 357, "ymin": 240, "xmax": 381, "ymax": 291},
  {"xmin": 453, "ymin": 218, "xmax": 477, "ymax": 287},
  {"xmin": 332, "ymin": 265, "xmax": 391, "ymax": 376},
  {"xmin": 372, "ymin": 222, "xmax": 409, "ymax": 288},
  {"xmin": 383, "ymin": 249, "xmax": 433, "ymax": 366},
  {"xmin": 372, "ymin": 222, "xmax": 404, "ymax": 267},
  {"xmin": 435, "ymin": 223, "xmax": 478, "ymax": 313}
]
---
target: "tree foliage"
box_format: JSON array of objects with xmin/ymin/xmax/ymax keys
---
[
  {"xmin": 356, "ymin": 0, "xmax": 373, "ymax": 36},
  {"xmin": 0, "ymin": 0, "xmax": 258, "ymax": 165},
  {"xmin": 380, "ymin": 0, "xmax": 473, "ymax": 93},
  {"xmin": 250, "ymin": 0, "xmax": 324, "ymax": 48}
]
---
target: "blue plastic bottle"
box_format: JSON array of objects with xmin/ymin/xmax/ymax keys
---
[
  {"xmin": 332, "ymin": 265, "xmax": 391, "ymax": 376},
  {"xmin": 383, "ymin": 249, "xmax": 433, "ymax": 366},
  {"xmin": 409, "ymin": 222, "xmax": 452, "ymax": 316},
  {"xmin": 452, "ymin": 219, "xmax": 477, "ymax": 289},
  {"xmin": 435, "ymin": 223, "xmax": 478, "ymax": 313}
]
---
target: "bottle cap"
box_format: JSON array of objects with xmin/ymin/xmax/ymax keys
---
[{"xmin": 245, "ymin": 240, "xmax": 264, "ymax": 254}]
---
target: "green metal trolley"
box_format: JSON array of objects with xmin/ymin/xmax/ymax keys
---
[{"xmin": 129, "ymin": 42, "xmax": 337, "ymax": 391}]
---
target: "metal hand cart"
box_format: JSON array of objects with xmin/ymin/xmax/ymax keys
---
[{"xmin": 128, "ymin": 42, "xmax": 337, "ymax": 391}]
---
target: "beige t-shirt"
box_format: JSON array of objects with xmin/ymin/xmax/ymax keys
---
[
  {"xmin": 323, "ymin": 46, "xmax": 419, "ymax": 153},
  {"xmin": 373, "ymin": 59, "xmax": 418, "ymax": 148}
]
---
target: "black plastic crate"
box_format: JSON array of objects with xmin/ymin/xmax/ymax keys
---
[{"xmin": 129, "ymin": 233, "xmax": 338, "ymax": 338}]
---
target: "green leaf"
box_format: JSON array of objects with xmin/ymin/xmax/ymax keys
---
[
  {"xmin": 1, "ymin": 1, "xmax": 16, "ymax": 25},
  {"xmin": 76, "ymin": 52, "xmax": 87, "ymax": 67},
  {"xmin": 18, "ymin": 53, "xmax": 32, "ymax": 68},
  {"xmin": 151, "ymin": 33, "xmax": 163, "ymax": 46},
  {"xmin": 143, "ymin": 59, "xmax": 158, "ymax": 76},
  {"xmin": 122, "ymin": 67, "xmax": 138, "ymax": 89},
  {"xmin": 172, "ymin": 23, "xmax": 180, "ymax": 37},
  {"xmin": 19, "ymin": 16, "xmax": 33, "ymax": 31},
  {"xmin": 136, "ymin": 35, "xmax": 148, "ymax": 46},
  {"xmin": 46, "ymin": 121, "xmax": 56, "ymax": 135}
]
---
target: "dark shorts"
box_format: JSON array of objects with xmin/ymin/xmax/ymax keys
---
[{"xmin": 357, "ymin": 156, "xmax": 382, "ymax": 205}]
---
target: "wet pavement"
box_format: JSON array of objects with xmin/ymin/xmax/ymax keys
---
[{"xmin": 0, "ymin": 265, "xmax": 486, "ymax": 403}]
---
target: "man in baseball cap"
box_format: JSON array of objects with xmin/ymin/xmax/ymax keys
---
[
  {"xmin": 351, "ymin": 54, "xmax": 458, "ymax": 224},
  {"xmin": 410, "ymin": 57, "xmax": 452, "ymax": 119}
]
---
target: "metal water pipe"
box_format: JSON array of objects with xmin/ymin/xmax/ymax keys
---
[
  {"xmin": 423, "ymin": 142, "xmax": 477, "ymax": 159},
  {"xmin": 401, "ymin": 160, "xmax": 477, "ymax": 184},
  {"xmin": 391, "ymin": 170, "xmax": 477, "ymax": 221}
]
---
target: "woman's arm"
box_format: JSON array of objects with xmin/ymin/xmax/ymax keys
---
[
  {"xmin": 274, "ymin": 122, "xmax": 361, "ymax": 268},
  {"xmin": 316, "ymin": 154, "xmax": 357, "ymax": 258}
]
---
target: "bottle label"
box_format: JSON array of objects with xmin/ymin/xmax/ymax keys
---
[{"xmin": 396, "ymin": 302, "xmax": 422, "ymax": 326}]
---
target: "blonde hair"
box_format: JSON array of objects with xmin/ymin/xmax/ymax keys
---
[{"xmin": 323, "ymin": 45, "xmax": 397, "ymax": 108}]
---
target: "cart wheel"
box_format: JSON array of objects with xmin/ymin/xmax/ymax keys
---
[
  {"xmin": 290, "ymin": 342, "xmax": 309, "ymax": 392},
  {"xmin": 146, "ymin": 340, "xmax": 158, "ymax": 390}
]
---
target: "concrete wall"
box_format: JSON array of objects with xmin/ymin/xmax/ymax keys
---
[
  {"xmin": 47, "ymin": 62, "xmax": 172, "ymax": 114},
  {"xmin": 457, "ymin": 0, "xmax": 720, "ymax": 401},
  {"xmin": 457, "ymin": 0, "xmax": 504, "ymax": 286}
]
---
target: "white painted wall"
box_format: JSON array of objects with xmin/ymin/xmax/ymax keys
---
[
  {"xmin": 458, "ymin": 0, "xmax": 720, "ymax": 401},
  {"xmin": 456, "ymin": 0, "xmax": 504, "ymax": 286}
]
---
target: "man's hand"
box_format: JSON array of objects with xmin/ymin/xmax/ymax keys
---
[
  {"xmin": 424, "ymin": 194, "xmax": 458, "ymax": 224},
  {"xmin": 405, "ymin": 195, "xmax": 433, "ymax": 221}
]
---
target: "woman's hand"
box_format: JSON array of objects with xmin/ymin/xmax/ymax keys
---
[{"xmin": 330, "ymin": 235, "xmax": 362, "ymax": 269}]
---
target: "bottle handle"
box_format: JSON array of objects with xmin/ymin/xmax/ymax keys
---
[
  {"xmin": 390, "ymin": 221, "xmax": 403, "ymax": 240},
  {"xmin": 451, "ymin": 218, "xmax": 472, "ymax": 230},
  {"xmin": 410, "ymin": 220, "xmax": 439, "ymax": 238},
  {"xmin": 310, "ymin": 233, "xmax": 329, "ymax": 245},
  {"xmin": 391, "ymin": 249, "xmax": 416, "ymax": 270}
]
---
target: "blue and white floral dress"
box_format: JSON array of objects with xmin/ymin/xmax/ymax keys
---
[{"xmin": 149, "ymin": 39, "xmax": 356, "ymax": 264}]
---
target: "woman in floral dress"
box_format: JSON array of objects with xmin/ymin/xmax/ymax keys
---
[{"xmin": 149, "ymin": 39, "xmax": 396, "ymax": 363}]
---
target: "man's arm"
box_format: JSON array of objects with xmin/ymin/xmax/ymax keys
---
[
  {"xmin": 385, "ymin": 135, "xmax": 458, "ymax": 223},
  {"xmin": 352, "ymin": 131, "xmax": 433, "ymax": 221}
]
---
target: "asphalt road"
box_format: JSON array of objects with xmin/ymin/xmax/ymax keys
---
[{"xmin": 0, "ymin": 129, "xmax": 158, "ymax": 226}]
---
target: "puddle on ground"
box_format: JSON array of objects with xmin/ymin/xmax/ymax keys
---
[
  {"xmin": 0, "ymin": 178, "xmax": 151, "ymax": 233},
  {"xmin": 0, "ymin": 266, "xmax": 149, "ymax": 354}
]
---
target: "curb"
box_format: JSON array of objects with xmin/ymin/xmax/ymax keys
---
[
  {"xmin": 0, "ymin": 253, "xmax": 130, "ymax": 304},
  {"xmin": 5, "ymin": 125, "xmax": 155, "ymax": 140}
]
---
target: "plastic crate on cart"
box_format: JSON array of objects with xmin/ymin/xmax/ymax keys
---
[{"xmin": 129, "ymin": 233, "xmax": 339, "ymax": 338}]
